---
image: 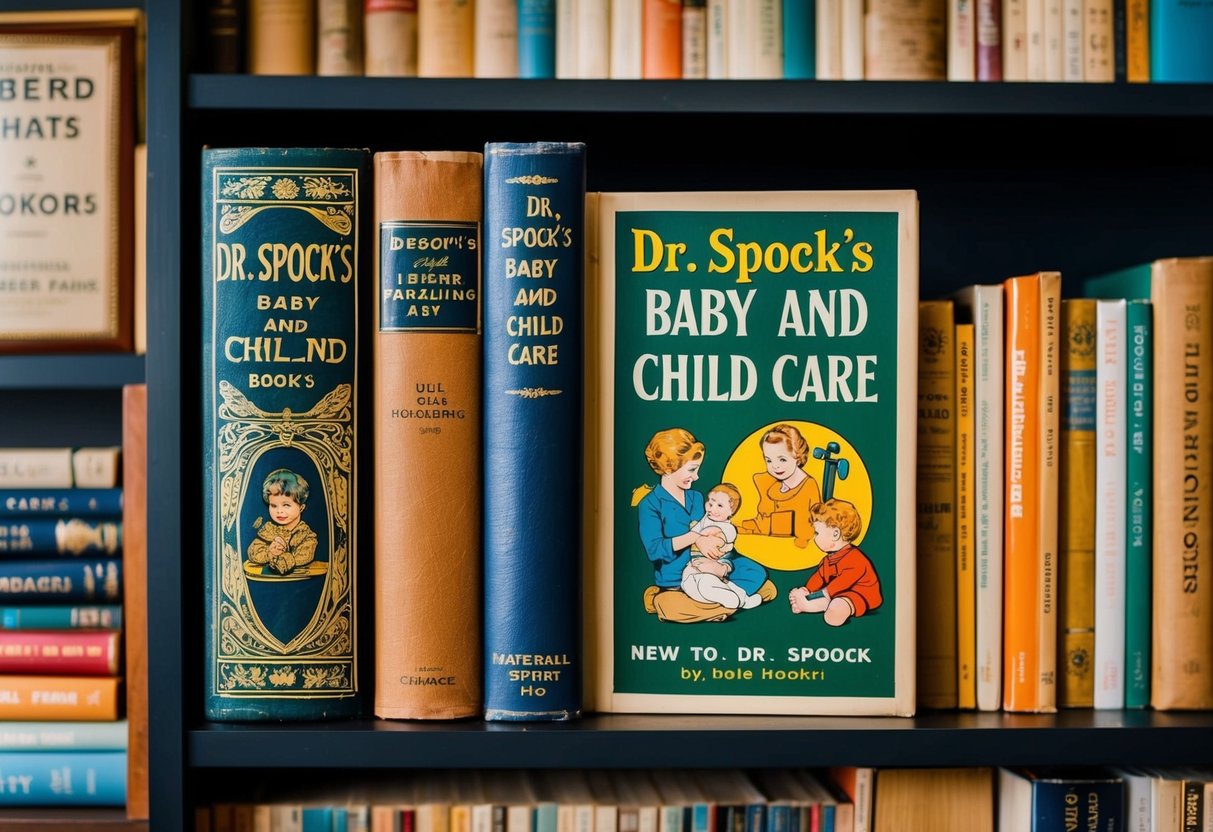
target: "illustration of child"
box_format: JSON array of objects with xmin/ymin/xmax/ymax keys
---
[
  {"xmin": 737, "ymin": 424, "xmax": 822, "ymax": 548},
  {"xmin": 788, "ymin": 498, "xmax": 882, "ymax": 627},
  {"xmin": 247, "ymin": 468, "xmax": 318, "ymax": 575},
  {"xmin": 681, "ymin": 484, "xmax": 763, "ymax": 610}
]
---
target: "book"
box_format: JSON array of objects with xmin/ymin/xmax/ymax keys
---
[
  {"xmin": 483, "ymin": 142, "xmax": 585, "ymax": 720},
  {"xmin": 0, "ymin": 674, "xmax": 121, "ymax": 720},
  {"xmin": 682, "ymin": 0, "xmax": 708, "ymax": 79},
  {"xmin": 247, "ymin": 0, "xmax": 314, "ymax": 74},
  {"xmin": 948, "ymin": 0, "xmax": 976, "ymax": 80},
  {"xmin": 611, "ymin": 0, "xmax": 644, "ymax": 78},
  {"xmin": 1002, "ymin": 271, "xmax": 1060, "ymax": 714},
  {"xmin": 954, "ymin": 284, "xmax": 1004, "ymax": 712},
  {"xmin": 0, "ymin": 450, "xmax": 73, "ymax": 489},
  {"xmin": 917, "ymin": 299, "xmax": 957, "ymax": 710},
  {"xmin": 202, "ymin": 147, "xmax": 368, "ymax": 721},
  {"xmin": 872, "ymin": 768, "xmax": 993, "ymax": 832},
  {"xmin": 830, "ymin": 766, "xmax": 874, "ymax": 832},
  {"xmin": 1058, "ymin": 298, "xmax": 1096, "ymax": 709},
  {"xmin": 73, "ymin": 447, "xmax": 122, "ymax": 489},
  {"xmin": 0, "ymin": 750, "xmax": 125, "ymax": 806},
  {"xmin": 955, "ymin": 322, "xmax": 976, "ymax": 709},
  {"xmin": 474, "ymin": 0, "xmax": 519, "ymax": 77},
  {"xmin": 783, "ymin": 0, "xmax": 816, "ymax": 78},
  {"xmin": 205, "ymin": 0, "xmax": 246, "ymax": 72},
  {"xmin": 365, "ymin": 0, "xmax": 419, "ymax": 76},
  {"xmin": 0, "ymin": 19, "xmax": 136, "ymax": 353},
  {"xmin": 373, "ymin": 150, "xmax": 483, "ymax": 719},
  {"xmin": 585, "ymin": 190, "xmax": 918, "ymax": 716},
  {"xmin": 0, "ymin": 519, "xmax": 121, "ymax": 557},
  {"xmin": 0, "ymin": 489, "xmax": 123, "ymax": 517},
  {"xmin": 865, "ymin": 0, "xmax": 948, "ymax": 80},
  {"xmin": 0, "ymin": 560, "xmax": 121, "ymax": 604},
  {"xmin": 317, "ymin": 0, "xmax": 364, "ymax": 75},
  {"xmin": 122, "ymin": 382, "xmax": 148, "ymax": 819},
  {"xmin": 1094, "ymin": 298, "xmax": 1126, "ymax": 710},
  {"xmin": 0, "ymin": 604, "xmax": 121, "ymax": 630},
  {"xmin": 1123, "ymin": 301, "xmax": 1152, "ymax": 709},
  {"xmin": 1085, "ymin": 258, "xmax": 1213, "ymax": 710},
  {"xmin": 643, "ymin": 0, "xmax": 683, "ymax": 78},
  {"xmin": 998, "ymin": 768, "xmax": 1124, "ymax": 832},
  {"xmin": 0, "ymin": 629, "xmax": 120, "ymax": 676},
  {"xmin": 519, "ymin": 0, "xmax": 557, "ymax": 78},
  {"xmin": 418, "ymin": 0, "xmax": 474, "ymax": 77},
  {"xmin": 0, "ymin": 719, "xmax": 127, "ymax": 751},
  {"xmin": 1150, "ymin": 0, "xmax": 1213, "ymax": 81}
]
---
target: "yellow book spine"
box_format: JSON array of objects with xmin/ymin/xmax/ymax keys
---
[{"xmin": 956, "ymin": 323, "xmax": 976, "ymax": 709}]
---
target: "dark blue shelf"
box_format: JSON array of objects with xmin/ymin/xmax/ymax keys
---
[{"xmin": 0, "ymin": 354, "xmax": 145, "ymax": 389}]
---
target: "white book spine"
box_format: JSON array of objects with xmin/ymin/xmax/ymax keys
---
[
  {"xmin": 681, "ymin": 4, "xmax": 708, "ymax": 77},
  {"xmin": 475, "ymin": 0, "xmax": 520, "ymax": 77},
  {"xmin": 1002, "ymin": 0, "xmax": 1027, "ymax": 79},
  {"xmin": 1094, "ymin": 299, "xmax": 1126, "ymax": 710},
  {"xmin": 557, "ymin": 0, "xmax": 579, "ymax": 76},
  {"xmin": 948, "ymin": 0, "xmax": 976, "ymax": 80},
  {"xmin": 1044, "ymin": 0, "xmax": 1063, "ymax": 79},
  {"xmin": 840, "ymin": 0, "xmax": 864, "ymax": 79},
  {"xmin": 1062, "ymin": 0, "xmax": 1083, "ymax": 80},
  {"xmin": 578, "ymin": 0, "xmax": 611, "ymax": 76},
  {"xmin": 726, "ymin": 0, "xmax": 750, "ymax": 76},
  {"xmin": 816, "ymin": 0, "xmax": 842, "ymax": 79},
  {"xmin": 610, "ymin": 0, "xmax": 644, "ymax": 77},
  {"xmin": 751, "ymin": 0, "xmax": 783, "ymax": 78},
  {"xmin": 1026, "ymin": 0, "xmax": 1045, "ymax": 79},
  {"xmin": 706, "ymin": 0, "xmax": 728, "ymax": 77},
  {"xmin": 72, "ymin": 447, "xmax": 121, "ymax": 489}
]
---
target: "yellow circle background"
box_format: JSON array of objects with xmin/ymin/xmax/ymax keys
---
[{"xmin": 719, "ymin": 420, "xmax": 872, "ymax": 572}]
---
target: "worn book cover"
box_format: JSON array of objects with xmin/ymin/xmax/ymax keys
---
[
  {"xmin": 585, "ymin": 190, "xmax": 917, "ymax": 716},
  {"xmin": 202, "ymin": 147, "xmax": 368, "ymax": 720}
]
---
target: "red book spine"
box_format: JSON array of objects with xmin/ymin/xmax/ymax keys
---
[
  {"xmin": 977, "ymin": 0, "xmax": 1004, "ymax": 80},
  {"xmin": 0, "ymin": 630, "xmax": 120, "ymax": 675}
]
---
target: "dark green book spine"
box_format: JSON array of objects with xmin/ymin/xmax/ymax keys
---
[
  {"xmin": 202, "ymin": 147, "xmax": 368, "ymax": 721},
  {"xmin": 1124, "ymin": 300, "xmax": 1152, "ymax": 708}
]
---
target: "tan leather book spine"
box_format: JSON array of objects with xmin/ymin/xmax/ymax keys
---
[
  {"xmin": 317, "ymin": 0, "xmax": 364, "ymax": 75},
  {"xmin": 248, "ymin": 0, "xmax": 315, "ymax": 74},
  {"xmin": 865, "ymin": 0, "xmax": 947, "ymax": 80},
  {"xmin": 418, "ymin": 0, "xmax": 474, "ymax": 76},
  {"xmin": 474, "ymin": 0, "xmax": 519, "ymax": 77},
  {"xmin": 373, "ymin": 151, "xmax": 483, "ymax": 719},
  {"xmin": 123, "ymin": 383, "xmax": 148, "ymax": 819},
  {"xmin": 365, "ymin": 0, "xmax": 419, "ymax": 76}
]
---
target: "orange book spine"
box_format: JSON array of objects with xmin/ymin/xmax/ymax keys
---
[
  {"xmin": 418, "ymin": 0, "xmax": 474, "ymax": 77},
  {"xmin": 643, "ymin": 0, "xmax": 682, "ymax": 78},
  {"xmin": 955, "ymin": 322, "xmax": 976, "ymax": 709},
  {"xmin": 0, "ymin": 674, "xmax": 121, "ymax": 720},
  {"xmin": 1126, "ymin": 0, "xmax": 1149, "ymax": 81},
  {"xmin": 1003, "ymin": 272, "xmax": 1060, "ymax": 713},
  {"xmin": 123, "ymin": 383, "xmax": 149, "ymax": 819},
  {"xmin": 373, "ymin": 151, "xmax": 483, "ymax": 719}
]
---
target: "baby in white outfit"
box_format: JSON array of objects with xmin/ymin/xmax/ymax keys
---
[{"xmin": 681, "ymin": 484, "xmax": 762, "ymax": 610}]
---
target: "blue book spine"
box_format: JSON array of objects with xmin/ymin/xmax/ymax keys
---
[
  {"xmin": 744, "ymin": 804, "xmax": 766, "ymax": 832},
  {"xmin": 0, "ymin": 751, "xmax": 125, "ymax": 805},
  {"xmin": 483, "ymin": 142, "xmax": 585, "ymax": 721},
  {"xmin": 782, "ymin": 0, "xmax": 815, "ymax": 78},
  {"xmin": 764, "ymin": 806, "xmax": 789, "ymax": 832},
  {"xmin": 302, "ymin": 807, "xmax": 335, "ymax": 832},
  {"xmin": 820, "ymin": 806, "xmax": 834, "ymax": 832},
  {"xmin": 0, "ymin": 604, "xmax": 122, "ymax": 629},
  {"xmin": 1150, "ymin": 0, "xmax": 1213, "ymax": 81},
  {"xmin": 0, "ymin": 519, "xmax": 121, "ymax": 557},
  {"xmin": 202, "ymin": 147, "xmax": 368, "ymax": 721},
  {"xmin": 518, "ymin": 0, "xmax": 556, "ymax": 78},
  {"xmin": 1124, "ymin": 301, "xmax": 1152, "ymax": 709},
  {"xmin": 0, "ymin": 561, "xmax": 121, "ymax": 603},
  {"xmin": 0, "ymin": 490, "xmax": 123, "ymax": 518},
  {"xmin": 0, "ymin": 720, "xmax": 128, "ymax": 752},
  {"xmin": 1033, "ymin": 779, "xmax": 1124, "ymax": 832}
]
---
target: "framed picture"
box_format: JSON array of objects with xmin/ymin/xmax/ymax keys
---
[{"xmin": 0, "ymin": 21, "xmax": 136, "ymax": 353}]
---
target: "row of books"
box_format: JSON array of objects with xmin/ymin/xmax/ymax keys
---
[{"xmin": 203, "ymin": 0, "xmax": 1213, "ymax": 82}]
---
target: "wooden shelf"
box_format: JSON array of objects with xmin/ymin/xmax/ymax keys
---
[
  {"xmin": 189, "ymin": 711, "xmax": 1213, "ymax": 769},
  {"xmin": 0, "ymin": 809, "xmax": 144, "ymax": 832},
  {"xmin": 0, "ymin": 355, "xmax": 145, "ymax": 390}
]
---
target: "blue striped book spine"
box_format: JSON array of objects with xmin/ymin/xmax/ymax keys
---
[
  {"xmin": 1150, "ymin": 0, "xmax": 1213, "ymax": 81},
  {"xmin": 0, "ymin": 519, "xmax": 121, "ymax": 557},
  {"xmin": 1124, "ymin": 300, "xmax": 1152, "ymax": 708},
  {"xmin": 0, "ymin": 751, "xmax": 125, "ymax": 805},
  {"xmin": 0, "ymin": 561, "xmax": 121, "ymax": 603},
  {"xmin": 0, "ymin": 604, "xmax": 122, "ymax": 629},
  {"xmin": 518, "ymin": 0, "xmax": 556, "ymax": 78},
  {"xmin": 0, "ymin": 720, "xmax": 127, "ymax": 751},
  {"xmin": 483, "ymin": 142, "xmax": 585, "ymax": 721},
  {"xmin": 782, "ymin": 0, "xmax": 815, "ymax": 78},
  {"xmin": 0, "ymin": 490, "xmax": 123, "ymax": 518},
  {"xmin": 202, "ymin": 147, "xmax": 368, "ymax": 721}
]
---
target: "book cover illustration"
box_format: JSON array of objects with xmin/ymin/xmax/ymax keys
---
[
  {"xmin": 586, "ymin": 190, "xmax": 917, "ymax": 715},
  {"xmin": 202, "ymin": 147, "xmax": 367, "ymax": 719}
]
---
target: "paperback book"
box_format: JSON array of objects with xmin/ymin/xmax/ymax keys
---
[{"xmin": 585, "ymin": 190, "xmax": 918, "ymax": 715}]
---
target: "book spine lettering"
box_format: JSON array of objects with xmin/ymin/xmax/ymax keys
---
[
  {"xmin": 0, "ymin": 561, "xmax": 121, "ymax": 603},
  {"xmin": 519, "ymin": 0, "xmax": 557, "ymax": 77},
  {"xmin": 0, "ymin": 450, "xmax": 73, "ymax": 489},
  {"xmin": 0, "ymin": 630, "xmax": 120, "ymax": 676},
  {"xmin": 955, "ymin": 322, "xmax": 976, "ymax": 709},
  {"xmin": 0, "ymin": 719, "xmax": 127, "ymax": 751},
  {"xmin": 0, "ymin": 751, "xmax": 126, "ymax": 805},
  {"xmin": 0, "ymin": 489, "xmax": 123, "ymax": 518},
  {"xmin": 1123, "ymin": 301, "xmax": 1151, "ymax": 708},
  {"xmin": 681, "ymin": 1, "xmax": 708, "ymax": 79},
  {"xmin": 0, "ymin": 605, "xmax": 122, "ymax": 630},
  {"xmin": 0, "ymin": 675, "xmax": 120, "ymax": 720}
]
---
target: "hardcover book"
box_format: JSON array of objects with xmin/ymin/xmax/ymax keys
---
[
  {"xmin": 202, "ymin": 147, "xmax": 368, "ymax": 720},
  {"xmin": 0, "ymin": 518, "xmax": 121, "ymax": 557},
  {"xmin": 0, "ymin": 750, "xmax": 126, "ymax": 806},
  {"xmin": 585, "ymin": 190, "xmax": 918, "ymax": 716},
  {"xmin": 0, "ymin": 489, "xmax": 123, "ymax": 518},
  {"xmin": 0, "ymin": 560, "xmax": 121, "ymax": 603}
]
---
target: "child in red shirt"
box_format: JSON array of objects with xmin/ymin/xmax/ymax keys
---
[{"xmin": 788, "ymin": 499, "xmax": 882, "ymax": 627}]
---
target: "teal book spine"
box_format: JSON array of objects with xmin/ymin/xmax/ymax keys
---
[
  {"xmin": 202, "ymin": 147, "xmax": 368, "ymax": 721},
  {"xmin": 483, "ymin": 142, "xmax": 585, "ymax": 721},
  {"xmin": 0, "ymin": 561, "xmax": 121, "ymax": 603},
  {"xmin": 0, "ymin": 490, "xmax": 123, "ymax": 518},
  {"xmin": 0, "ymin": 751, "xmax": 125, "ymax": 806},
  {"xmin": 0, "ymin": 720, "xmax": 127, "ymax": 751},
  {"xmin": 0, "ymin": 519, "xmax": 121, "ymax": 557},
  {"xmin": 782, "ymin": 0, "xmax": 815, "ymax": 78},
  {"xmin": 518, "ymin": 0, "xmax": 556, "ymax": 78},
  {"xmin": 1124, "ymin": 300, "xmax": 1152, "ymax": 708},
  {"xmin": 0, "ymin": 604, "xmax": 121, "ymax": 630},
  {"xmin": 1150, "ymin": 0, "xmax": 1213, "ymax": 81}
]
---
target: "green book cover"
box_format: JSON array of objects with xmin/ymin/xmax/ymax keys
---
[
  {"xmin": 586, "ymin": 191, "xmax": 918, "ymax": 715},
  {"xmin": 1124, "ymin": 300, "xmax": 1152, "ymax": 708}
]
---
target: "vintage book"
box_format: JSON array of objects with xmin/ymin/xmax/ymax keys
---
[
  {"xmin": 948, "ymin": 0, "xmax": 976, "ymax": 80},
  {"xmin": 474, "ymin": 0, "xmax": 519, "ymax": 77},
  {"xmin": 73, "ymin": 447, "xmax": 122, "ymax": 489},
  {"xmin": 0, "ymin": 629, "xmax": 121, "ymax": 676},
  {"xmin": 0, "ymin": 22, "xmax": 135, "ymax": 353},
  {"xmin": 1084, "ymin": 258, "xmax": 1213, "ymax": 710},
  {"xmin": 706, "ymin": 0, "xmax": 726, "ymax": 77},
  {"xmin": 610, "ymin": 0, "xmax": 644, "ymax": 78},
  {"xmin": 569, "ymin": 0, "xmax": 610, "ymax": 78},
  {"xmin": 976, "ymin": 0, "xmax": 1002, "ymax": 79},
  {"xmin": 955, "ymin": 322, "xmax": 976, "ymax": 709},
  {"xmin": 865, "ymin": 0, "xmax": 947, "ymax": 80},
  {"xmin": 1123, "ymin": 301, "xmax": 1152, "ymax": 708},
  {"xmin": 0, "ymin": 719, "xmax": 127, "ymax": 751},
  {"xmin": 373, "ymin": 150, "xmax": 483, "ymax": 719},
  {"xmin": 364, "ymin": 0, "xmax": 419, "ymax": 76},
  {"xmin": 917, "ymin": 300, "xmax": 957, "ymax": 710},
  {"xmin": 841, "ymin": 0, "xmax": 866, "ymax": 78},
  {"xmin": 832, "ymin": 766, "xmax": 874, "ymax": 832},
  {"xmin": 248, "ymin": 0, "xmax": 314, "ymax": 74},
  {"xmin": 556, "ymin": 0, "xmax": 578, "ymax": 77},
  {"xmin": 1125, "ymin": 0, "xmax": 1148, "ymax": 81},
  {"xmin": 0, "ymin": 674, "xmax": 121, "ymax": 720},
  {"xmin": 954, "ymin": 285, "xmax": 1004, "ymax": 712},
  {"xmin": 872, "ymin": 768, "xmax": 993, "ymax": 832},
  {"xmin": 0, "ymin": 750, "xmax": 125, "ymax": 805},
  {"xmin": 0, "ymin": 450, "xmax": 73, "ymax": 489},
  {"xmin": 729, "ymin": 0, "xmax": 783, "ymax": 78},
  {"xmin": 585, "ymin": 190, "xmax": 918, "ymax": 716},
  {"xmin": 418, "ymin": 0, "xmax": 474, "ymax": 76},
  {"xmin": 0, "ymin": 560, "xmax": 121, "ymax": 604},
  {"xmin": 205, "ymin": 0, "xmax": 246, "ymax": 72},
  {"xmin": 1093, "ymin": 299, "xmax": 1126, "ymax": 710},
  {"xmin": 0, "ymin": 489, "xmax": 123, "ymax": 518},
  {"xmin": 202, "ymin": 147, "xmax": 368, "ymax": 720},
  {"xmin": 519, "ymin": 0, "xmax": 557, "ymax": 78},
  {"xmin": 816, "ymin": 0, "xmax": 842, "ymax": 78},
  {"xmin": 1058, "ymin": 298, "xmax": 1096, "ymax": 709},
  {"xmin": 1025, "ymin": 0, "xmax": 1043, "ymax": 78},
  {"xmin": 1084, "ymin": 0, "xmax": 1113, "ymax": 81},
  {"xmin": 643, "ymin": 0, "xmax": 683, "ymax": 78},
  {"xmin": 1002, "ymin": 0, "xmax": 1026, "ymax": 78},
  {"xmin": 1061, "ymin": 0, "xmax": 1081, "ymax": 80},
  {"xmin": 317, "ymin": 0, "xmax": 364, "ymax": 75},
  {"xmin": 1003, "ymin": 271, "xmax": 1060, "ymax": 714},
  {"xmin": 122, "ymin": 382, "xmax": 147, "ymax": 820},
  {"xmin": 0, "ymin": 519, "xmax": 121, "ymax": 557},
  {"xmin": 682, "ymin": 0, "xmax": 708, "ymax": 79},
  {"xmin": 783, "ymin": 0, "xmax": 816, "ymax": 78},
  {"xmin": 1151, "ymin": 0, "xmax": 1213, "ymax": 81},
  {"xmin": 1043, "ymin": 0, "xmax": 1061, "ymax": 79},
  {"xmin": 0, "ymin": 604, "xmax": 121, "ymax": 630},
  {"xmin": 483, "ymin": 142, "xmax": 585, "ymax": 720},
  {"xmin": 998, "ymin": 768, "xmax": 1124, "ymax": 832}
]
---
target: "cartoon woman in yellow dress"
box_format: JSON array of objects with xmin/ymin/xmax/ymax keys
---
[{"xmin": 737, "ymin": 423, "xmax": 822, "ymax": 549}]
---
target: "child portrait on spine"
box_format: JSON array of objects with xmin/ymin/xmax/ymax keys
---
[{"xmin": 247, "ymin": 468, "xmax": 317, "ymax": 576}]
